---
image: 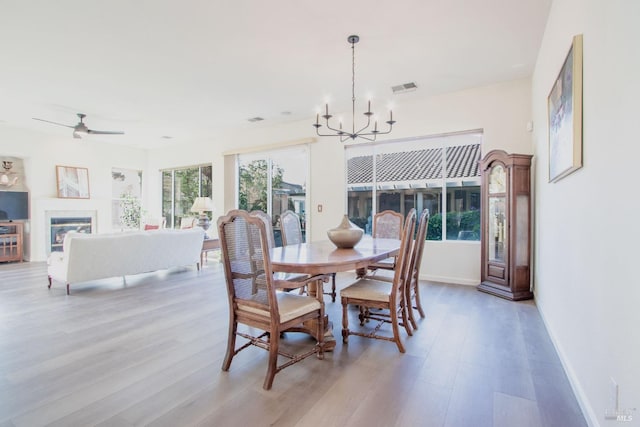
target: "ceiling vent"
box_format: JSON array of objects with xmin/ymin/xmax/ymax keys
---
[
  {"xmin": 248, "ymin": 117, "xmax": 265, "ymax": 123},
  {"xmin": 391, "ymin": 82, "xmax": 418, "ymax": 94}
]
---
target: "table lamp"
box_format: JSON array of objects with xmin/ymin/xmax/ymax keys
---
[{"xmin": 190, "ymin": 197, "xmax": 214, "ymax": 231}]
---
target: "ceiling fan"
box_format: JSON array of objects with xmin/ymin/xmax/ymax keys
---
[{"xmin": 32, "ymin": 113, "xmax": 125, "ymax": 139}]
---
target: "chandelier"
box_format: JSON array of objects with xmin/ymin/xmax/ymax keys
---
[{"xmin": 313, "ymin": 35, "xmax": 395, "ymax": 142}]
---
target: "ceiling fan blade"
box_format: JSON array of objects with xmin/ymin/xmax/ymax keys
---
[
  {"xmin": 32, "ymin": 117, "xmax": 75, "ymax": 129},
  {"xmin": 87, "ymin": 129, "xmax": 125, "ymax": 135}
]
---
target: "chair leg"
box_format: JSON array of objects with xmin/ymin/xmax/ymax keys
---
[
  {"xmin": 47, "ymin": 276, "xmax": 52, "ymax": 289},
  {"xmin": 406, "ymin": 288, "xmax": 418, "ymax": 331},
  {"xmin": 341, "ymin": 300, "xmax": 350, "ymax": 343},
  {"xmin": 316, "ymin": 308, "xmax": 325, "ymax": 360},
  {"xmin": 222, "ymin": 320, "xmax": 238, "ymax": 371},
  {"xmin": 331, "ymin": 273, "xmax": 336, "ymax": 303},
  {"xmin": 401, "ymin": 302, "xmax": 414, "ymax": 336},
  {"xmin": 407, "ymin": 303, "xmax": 418, "ymax": 331},
  {"xmin": 358, "ymin": 305, "xmax": 366, "ymax": 325},
  {"xmin": 66, "ymin": 283, "xmax": 70, "ymax": 295},
  {"xmin": 401, "ymin": 282, "xmax": 416, "ymax": 333},
  {"xmin": 390, "ymin": 306, "xmax": 406, "ymax": 353},
  {"xmin": 263, "ymin": 327, "xmax": 280, "ymax": 390},
  {"xmin": 414, "ymin": 280, "xmax": 426, "ymax": 318}
]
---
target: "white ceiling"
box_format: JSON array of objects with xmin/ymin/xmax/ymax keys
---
[{"xmin": 0, "ymin": 0, "xmax": 551, "ymax": 149}]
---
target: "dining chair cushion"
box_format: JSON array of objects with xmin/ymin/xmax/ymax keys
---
[
  {"xmin": 365, "ymin": 268, "xmax": 394, "ymax": 282},
  {"xmin": 367, "ymin": 257, "xmax": 396, "ymax": 270},
  {"xmin": 340, "ymin": 278, "xmax": 393, "ymax": 303},
  {"xmin": 239, "ymin": 292, "xmax": 322, "ymax": 324}
]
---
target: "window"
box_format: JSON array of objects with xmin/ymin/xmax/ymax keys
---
[
  {"xmin": 237, "ymin": 146, "xmax": 308, "ymax": 245},
  {"xmin": 346, "ymin": 132, "xmax": 481, "ymax": 241},
  {"xmin": 162, "ymin": 164, "xmax": 212, "ymax": 228}
]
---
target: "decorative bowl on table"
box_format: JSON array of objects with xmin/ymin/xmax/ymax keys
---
[{"xmin": 327, "ymin": 215, "xmax": 364, "ymax": 249}]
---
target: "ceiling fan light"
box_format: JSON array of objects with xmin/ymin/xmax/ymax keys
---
[{"xmin": 75, "ymin": 123, "xmax": 89, "ymax": 134}]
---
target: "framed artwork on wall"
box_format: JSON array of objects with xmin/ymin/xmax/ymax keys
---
[
  {"xmin": 55, "ymin": 165, "xmax": 90, "ymax": 199},
  {"xmin": 548, "ymin": 34, "xmax": 583, "ymax": 183}
]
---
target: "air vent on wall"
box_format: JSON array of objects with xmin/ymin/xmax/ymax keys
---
[
  {"xmin": 248, "ymin": 117, "xmax": 265, "ymax": 123},
  {"xmin": 391, "ymin": 82, "xmax": 418, "ymax": 94}
]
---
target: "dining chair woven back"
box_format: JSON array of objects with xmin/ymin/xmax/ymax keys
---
[
  {"xmin": 250, "ymin": 210, "xmax": 312, "ymax": 288},
  {"xmin": 250, "ymin": 210, "xmax": 276, "ymax": 250},
  {"xmin": 339, "ymin": 208, "xmax": 417, "ymax": 353},
  {"xmin": 218, "ymin": 209, "xmax": 325, "ymax": 390},
  {"xmin": 373, "ymin": 210, "xmax": 404, "ymax": 239},
  {"xmin": 405, "ymin": 209, "xmax": 430, "ymax": 330},
  {"xmin": 279, "ymin": 209, "xmax": 337, "ymax": 301},
  {"xmin": 367, "ymin": 210, "xmax": 405, "ymax": 274},
  {"xmin": 280, "ymin": 210, "xmax": 303, "ymax": 246}
]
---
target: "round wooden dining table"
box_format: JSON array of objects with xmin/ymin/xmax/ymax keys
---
[{"xmin": 270, "ymin": 237, "xmax": 401, "ymax": 275}]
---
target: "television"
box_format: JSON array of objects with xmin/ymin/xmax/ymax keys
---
[{"xmin": 0, "ymin": 191, "xmax": 29, "ymax": 221}]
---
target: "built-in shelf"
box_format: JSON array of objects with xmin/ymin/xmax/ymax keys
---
[{"xmin": 0, "ymin": 222, "xmax": 23, "ymax": 263}]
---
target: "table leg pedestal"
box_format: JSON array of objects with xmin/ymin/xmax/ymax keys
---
[{"xmin": 302, "ymin": 317, "xmax": 336, "ymax": 351}]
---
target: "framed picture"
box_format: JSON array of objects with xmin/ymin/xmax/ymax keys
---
[
  {"xmin": 548, "ymin": 34, "xmax": 583, "ymax": 183},
  {"xmin": 56, "ymin": 165, "xmax": 90, "ymax": 199}
]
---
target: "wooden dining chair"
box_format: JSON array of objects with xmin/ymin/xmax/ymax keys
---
[
  {"xmin": 280, "ymin": 210, "xmax": 304, "ymax": 246},
  {"xmin": 373, "ymin": 210, "xmax": 404, "ymax": 239},
  {"xmin": 250, "ymin": 210, "xmax": 313, "ymax": 289},
  {"xmin": 340, "ymin": 208, "xmax": 416, "ymax": 353},
  {"xmin": 250, "ymin": 210, "xmax": 276, "ymax": 249},
  {"xmin": 404, "ymin": 209, "xmax": 430, "ymax": 330},
  {"xmin": 366, "ymin": 210, "xmax": 405, "ymax": 273},
  {"xmin": 359, "ymin": 209, "xmax": 429, "ymax": 334},
  {"xmin": 281, "ymin": 210, "xmax": 338, "ymax": 303},
  {"xmin": 218, "ymin": 209, "xmax": 325, "ymax": 390}
]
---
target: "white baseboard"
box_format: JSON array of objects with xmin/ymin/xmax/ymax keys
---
[{"xmin": 421, "ymin": 273, "xmax": 479, "ymax": 287}]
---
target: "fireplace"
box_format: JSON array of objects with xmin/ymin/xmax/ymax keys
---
[{"xmin": 45, "ymin": 210, "xmax": 97, "ymax": 255}]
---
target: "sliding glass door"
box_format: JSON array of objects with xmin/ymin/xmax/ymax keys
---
[{"xmin": 238, "ymin": 146, "xmax": 308, "ymax": 245}]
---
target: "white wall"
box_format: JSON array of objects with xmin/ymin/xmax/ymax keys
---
[
  {"xmin": 148, "ymin": 77, "xmax": 534, "ymax": 285},
  {"xmin": 532, "ymin": 1, "xmax": 640, "ymax": 425},
  {"xmin": 0, "ymin": 126, "xmax": 147, "ymax": 261}
]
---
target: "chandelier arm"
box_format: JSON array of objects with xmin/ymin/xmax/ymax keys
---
[
  {"xmin": 357, "ymin": 126, "xmax": 394, "ymax": 137},
  {"xmin": 316, "ymin": 127, "xmax": 351, "ymax": 138},
  {"xmin": 352, "ymin": 115, "xmax": 373, "ymax": 136},
  {"xmin": 354, "ymin": 122, "xmax": 394, "ymax": 137},
  {"xmin": 324, "ymin": 122, "xmax": 348, "ymax": 134},
  {"xmin": 355, "ymin": 134, "xmax": 377, "ymax": 142}
]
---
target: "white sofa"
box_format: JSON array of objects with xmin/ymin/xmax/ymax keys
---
[{"xmin": 47, "ymin": 228, "xmax": 205, "ymax": 294}]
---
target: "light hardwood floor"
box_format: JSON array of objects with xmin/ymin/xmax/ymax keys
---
[{"xmin": 0, "ymin": 260, "xmax": 587, "ymax": 427}]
